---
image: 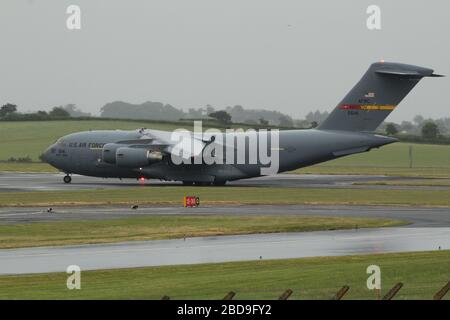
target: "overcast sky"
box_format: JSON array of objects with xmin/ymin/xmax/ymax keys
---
[{"xmin": 0, "ymin": 0, "xmax": 448, "ymax": 122}]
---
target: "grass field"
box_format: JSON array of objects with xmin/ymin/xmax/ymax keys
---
[
  {"xmin": 293, "ymin": 142, "xmax": 450, "ymax": 178},
  {"xmin": 0, "ymin": 162, "xmax": 57, "ymax": 172},
  {"xmin": 0, "ymin": 250, "xmax": 448, "ymax": 299},
  {"xmin": 0, "ymin": 186, "xmax": 450, "ymax": 207},
  {"xmin": 0, "ymin": 215, "xmax": 404, "ymax": 249},
  {"xmin": 311, "ymin": 142, "xmax": 450, "ymax": 168},
  {"xmin": 298, "ymin": 166, "xmax": 450, "ymax": 178},
  {"xmin": 1, "ymin": 121, "xmax": 450, "ymax": 177}
]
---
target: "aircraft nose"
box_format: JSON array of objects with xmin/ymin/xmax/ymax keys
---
[{"xmin": 42, "ymin": 145, "xmax": 55, "ymax": 163}]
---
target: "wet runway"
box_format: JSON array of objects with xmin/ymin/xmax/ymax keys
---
[
  {"xmin": 1, "ymin": 204, "xmax": 449, "ymax": 227},
  {"xmin": 0, "ymin": 202, "xmax": 449, "ymax": 275},
  {"xmin": 1, "ymin": 227, "xmax": 448, "ymax": 275},
  {"xmin": 0, "ymin": 172, "xmax": 449, "ymax": 191},
  {"xmin": 0, "ymin": 172, "xmax": 449, "ymax": 275}
]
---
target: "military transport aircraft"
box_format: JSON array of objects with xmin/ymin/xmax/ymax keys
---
[{"xmin": 43, "ymin": 62, "xmax": 442, "ymax": 185}]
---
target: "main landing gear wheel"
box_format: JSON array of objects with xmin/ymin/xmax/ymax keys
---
[
  {"xmin": 182, "ymin": 181, "xmax": 194, "ymax": 186},
  {"xmin": 63, "ymin": 175, "xmax": 72, "ymax": 184},
  {"xmin": 213, "ymin": 180, "xmax": 227, "ymax": 186}
]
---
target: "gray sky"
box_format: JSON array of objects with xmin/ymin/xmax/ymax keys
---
[{"xmin": 0, "ymin": 0, "xmax": 448, "ymax": 122}]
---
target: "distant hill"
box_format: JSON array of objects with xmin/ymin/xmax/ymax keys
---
[
  {"xmin": 100, "ymin": 101, "xmax": 185, "ymax": 121},
  {"xmin": 100, "ymin": 101, "xmax": 302, "ymax": 127},
  {"xmin": 224, "ymin": 105, "xmax": 294, "ymax": 126}
]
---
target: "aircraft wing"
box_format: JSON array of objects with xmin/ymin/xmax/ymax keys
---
[
  {"xmin": 120, "ymin": 129, "xmax": 236, "ymax": 161},
  {"xmin": 139, "ymin": 129, "xmax": 206, "ymax": 160}
]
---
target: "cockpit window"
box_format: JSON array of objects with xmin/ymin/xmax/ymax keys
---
[{"xmin": 55, "ymin": 138, "xmax": 67, "ymax": 147}]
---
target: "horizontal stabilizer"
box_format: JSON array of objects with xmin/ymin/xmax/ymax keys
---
[{"xmin": 375, "ymin": 68, "xmax": 443, "ymax": 78}]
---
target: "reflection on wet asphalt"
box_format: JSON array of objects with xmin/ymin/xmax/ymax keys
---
[{"xmin": 0, "ymin": 227, "xmax": 449, "ymax": 275}]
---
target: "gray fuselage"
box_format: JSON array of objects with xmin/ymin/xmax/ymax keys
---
[
  {"xmin": 42, "ymin": 61, "xmax": 440, "ymax": 184},
  {"xmin": 43, "ymin": 128, "xmax": 396, "ymax": 183}
]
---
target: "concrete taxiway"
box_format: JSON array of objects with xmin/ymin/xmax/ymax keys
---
[
  {"xmin": 0, "ymin": 227, "xmax": 448, "ymax": 275},
  {"xmin": 1, "ymin": 172, "xmax": 449, "ymax": 191}
]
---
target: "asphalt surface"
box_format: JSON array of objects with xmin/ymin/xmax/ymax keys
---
[
  {"xmin": 0, "ymin": 172, "xmax": 449, "ymax": 275},
  {"xmin": 1, "ymin": 227, "xmax": 448, "ymax": 275},
  {"xmin": 0, "ymin": 203, "xmax": 449, "ymax": 275},
  {"xmin": 1, "ymin": 172, "xmax": 449, "ymax": 191},
  {"xmin": 0, "ymin": 204, "xmax": 449, "ymax": 227}
]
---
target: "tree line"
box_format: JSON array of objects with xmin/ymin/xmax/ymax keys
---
[
  {"xmin": 383, "ymin": 115, "xmax": 446, "ymax": 141},
  {"xmin": 99, "ymin": 101, "xmax": 308, "ymax": 128},
  {"xmin": 0, "ymin": 103, "xmax": 76, "ymax": 121},
  {"xmin": 2, "ymin": 101, "xmax": 449, "ymax": 142}
]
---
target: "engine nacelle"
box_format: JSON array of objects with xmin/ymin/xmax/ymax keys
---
[
  {"xmin": 102, "ymin": 143, "xmax": 122, "ymax": 164},
  {"xmin": 115, "ymin": 147, "xmax": 163, "ymax": 168}
]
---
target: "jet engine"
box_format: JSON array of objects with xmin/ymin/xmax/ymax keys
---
[
  {"xmin": 115, "ymin": 147, "xmax": 163, "ymax": 167},
  {"xmin": 102, "ymin": 143, "xmax": 122, "ymax": 164}
]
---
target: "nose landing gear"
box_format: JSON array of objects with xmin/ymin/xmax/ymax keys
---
[{"xmin": 63, "ymin": 175, "xmax": 72, "ymax": 184}]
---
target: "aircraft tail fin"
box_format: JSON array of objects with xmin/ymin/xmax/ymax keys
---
[{"xmin": 318, "ymin": 62, "xmax": 443, "ymax": 132}]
